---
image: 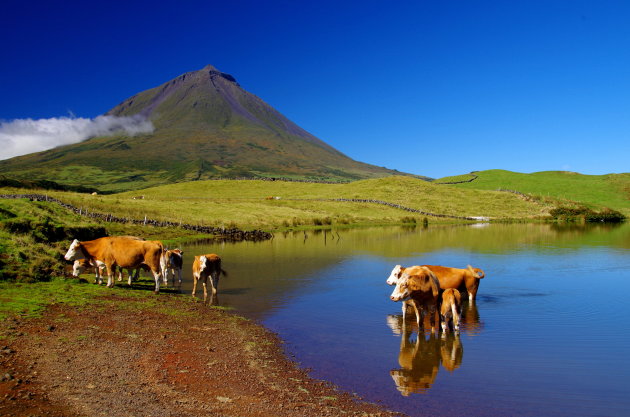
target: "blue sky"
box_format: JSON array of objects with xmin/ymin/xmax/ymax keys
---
[{"xmin": 1, "ymin": 0, "xmax": 628, "ymax": 178}]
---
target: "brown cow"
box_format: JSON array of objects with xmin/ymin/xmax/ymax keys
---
[
  {"xmin": 440, "ymin": 288, "xmax": 462, "ymax": 332},
  {"xmin": 424, "ymin": 265, "xmax": 485, "ymax": 303},
  {"xmin": 192, "ymin": 254, "xmax": 227, "ymax": 302},
  {"xmin": 64, "ymin": 236, "xmax": 164, "ymax": 293},
  {"xmin": 390, "ymin": 266, "xmax": 441, "ymax": 333},
  {"xmin": 387, "ymin": 264, "xmax": 485, "ymax": 303}
]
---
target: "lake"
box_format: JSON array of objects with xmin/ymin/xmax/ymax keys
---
[{"xmin": 179, "ymin": 222, "xmax": 630, "ymax": 416}]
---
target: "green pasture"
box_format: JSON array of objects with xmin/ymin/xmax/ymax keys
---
[
  {"xmin": 33, "ymin": 176, "xmax": 553, "ymax": 230},
  {"xmin": 437, "ymin": 170, "xmax": 630, "ymax": 214}
]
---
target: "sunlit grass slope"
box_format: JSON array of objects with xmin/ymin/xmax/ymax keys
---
[
  {"xmin": 437, "ymin": 170, "xmax": 630, "ymax": 214},
  {"xmin": 37, "ymin": 176, "xmax": 553, "ymax": 230}
]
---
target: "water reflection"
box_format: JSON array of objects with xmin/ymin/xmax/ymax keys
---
[
  {"xmin": 386, "ymin": 300, "xmax": 482, "ymax": 396},
  {"xmin": 387, "ymin": 314, "xmax": 464, "ymax": 396},
  {"xmin": 460, "ymin": 301, "xmax": 484, "ymax": 335}
]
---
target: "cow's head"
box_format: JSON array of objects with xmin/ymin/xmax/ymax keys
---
[
  {"xmin": 72, "ymin": 259, "xmax": 86, "ymax": 277},
  {"xmin": 386, "ymin": 265, "xmax": 404, "ymax": 286},
  {"xmin": 64, "ymin": 239, "xmax": 86, "ymax": 261},
  {"xmin": 390, "ymin": 272, "xmax": 413, "ymax": 302},
  {"xmin": 390, "ymin": 267, "xmax": 439, "ymax": 301}
]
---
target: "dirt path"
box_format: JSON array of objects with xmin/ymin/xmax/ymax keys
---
[{"xmin": 0, "ymin": 294, "xmax": 401, "ymax": 416}]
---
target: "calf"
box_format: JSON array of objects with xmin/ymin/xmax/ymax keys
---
[
  {"xmin": 192, "ymin": 254, "xmax": 227, "ymax": 302},
  {"xmin": 440, "ymin": 288, "xmax": 462, "ymax": 333},
  {"xmin": 161, "ymin": 249, "xmax": 183, "ymax": 286},
  {"xmin": 72, "ymin": 259, "xmax": 105, "ymax": 283},
  {"xmin": 390, "ymin": 266, "xmax": 440, "ymax": 333}
]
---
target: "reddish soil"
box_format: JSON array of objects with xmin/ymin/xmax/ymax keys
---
[{"xmin": 0, "ymin": 294, "xmax": 402, "ymax": 416}]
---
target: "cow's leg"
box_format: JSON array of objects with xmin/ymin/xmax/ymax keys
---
[
  {"xmin": 410, "ymin": 300, "xmax": 422, "ymax": 332},
  {"xmin": 401, "ymin": 301, "xmax": 407, "ymax": 322},
  {"xmin": 192, "ymin": 276, "xmax": 198, "ymax": 298},
  {"xmin": 163, "ymin": 268, "xmax": 169, "ymax": 286},
  {"xmin": 440, "ymin": 313, "xmax": 448, "ymax": 334},
  {"xmin": 429, "ymin": 303, "xmax": 437, "ymax": 334},
  {"xmin": 176, "ymin": 268, "xmax": 182, "ymax": 285},
  {"xmin": 106, "ymin": 264, "xmax": 115, "ymax": 288},
  {"xmin": 452, "ymin": 302, "xmax": 461, "ymax": 332},
  {"xmin": 467, "ymin": 280, "xmax": 480, "ymax": 303},
  {"xmin": 210, "ymin": 272, "xmax": 219, "ymax": 296},
  {"xmin": 127, "ymin": 269, "xmax": 134, "ymax": 286},
  {"xmin": 202, "ymin": 279, "xmax": 208, "ymax": 302},
  {"xmin": 152, "ymin": 269, "xmax": 161, "ymax": 294},
  {"xmin": 94, "ymin": 266, "xmax": 101, "ymax": 285}
]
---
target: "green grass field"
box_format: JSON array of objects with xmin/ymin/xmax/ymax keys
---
[
  {"xmin": 24, "ymin": 176, "xmax": 553, "ymax": 230},
  {"xmin": 436, "ymin": 170, "xmax": 630, "ymax": 214},
  {"xmin": 1, "ymin": 173, "xmax": 626, "ymax": 283}
]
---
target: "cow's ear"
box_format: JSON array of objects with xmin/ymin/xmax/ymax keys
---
[{"xmin": 407, "ymin": 275, "xmax": 422, "ymax": 291}]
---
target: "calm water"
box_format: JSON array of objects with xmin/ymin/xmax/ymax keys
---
[{"xmin": 179, "ymin": 223, "xmax": 630, "ymax": 417}]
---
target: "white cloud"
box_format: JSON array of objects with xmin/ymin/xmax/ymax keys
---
[{"xmin": 0, "ymin": 115, "xmax": 154, "ymax": 160}]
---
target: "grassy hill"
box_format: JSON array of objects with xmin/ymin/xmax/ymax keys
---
[
  {"xmin": 435, "ymin": 170, "xmax": 630, "ymax": 215},
  {"xmin": 0, "ymin": 65, "xmax": 415, "ymax": 192},
  {"xmin": 17, "ymin": 176, "xmax": 554, "ymax": 230}
]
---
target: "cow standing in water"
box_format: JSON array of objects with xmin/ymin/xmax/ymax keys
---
[
  {"xmin": 64, "ymin": 236, "xmax": 164, "ymax": 293},
  {"xmin": 390, "ymin": 266, "xmax": 441, "ymax": 334},
  {"xmin": 192, "ymin": 254, "xmax": 227, "ymax": 302}
]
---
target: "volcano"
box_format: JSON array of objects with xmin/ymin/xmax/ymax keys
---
[{"xmin": 0, "ymin": 65, "xmax": 412, "ymax": 192}]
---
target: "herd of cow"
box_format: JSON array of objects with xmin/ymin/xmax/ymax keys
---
[
  {"xmin": 63, "ymin": 236, "xmax": 226, "ymax": 302},
  {"xmin": 63, "ymin": 235, "xmax": 485, "ymax": 334},
  {"xmin": 386, "ymin": 264, "xmax": 485, "ymax": 333}
]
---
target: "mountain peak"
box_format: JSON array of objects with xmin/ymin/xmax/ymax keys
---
[{"xmin": 200, "ymin": 64, "xmax": 238, "ymax": 84}]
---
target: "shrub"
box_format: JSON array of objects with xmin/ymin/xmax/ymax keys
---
[
  {"xmin": 550, "ymin": 206, "xmax": 626, "ymax": 223},
  {"xmin": 585, "ymin": 208, "xmax": 626, "ymax": 223}
]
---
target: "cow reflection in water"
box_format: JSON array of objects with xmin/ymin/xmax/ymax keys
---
[{"xmin": 387, "ymin": 308, "xmax": 473, "ymax": 396}]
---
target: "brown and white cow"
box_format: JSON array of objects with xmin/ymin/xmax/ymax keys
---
[
  {"xmin": 72, "ymin": 259, "xmax": 105, "ymax": 282},
  {"xmin": 64, "ymin": 236, "xmax": 164, "ymax": 293},
  {"xmin": 440, "ymin": 288, "xmax": 462, "ymax": 333},
  {"xmin": 160, "ymin": 249, "xmax": 183, "ymax": 286},
  {"xmin": 387, "ymin": 264, "xmax": 485, "ymax": 303},
  {"xmin": 73, "ymin": 258, "xmax": 142, "ymax": 286},
  {"xmin": 386, "ymin": 265, "xmax": 428, "ymax": 318},
  {"xmin": 192, "ymin": 254, "xmax": 227, "ymax": 302},
  {"xmin": 390, "ymin": 266, "xmax": 441, "ymax": 333}
]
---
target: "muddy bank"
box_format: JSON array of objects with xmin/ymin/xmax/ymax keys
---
[{"xmin": 0, "ymin": 293, "xmax": 402, "ymax": 416}]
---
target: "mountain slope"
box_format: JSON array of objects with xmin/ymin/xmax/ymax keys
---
[{"xmin": 0, "ymin": 65, "xmax": 412, "ymax": 192}]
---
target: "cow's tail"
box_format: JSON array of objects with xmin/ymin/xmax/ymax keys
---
[
  {"xmin": 467, "ymin": 265, "xmax": 485, "ymax": 279},
  {"xmin": 220, "ymin": 268, "xmax": 228, "ymax": 278}
]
